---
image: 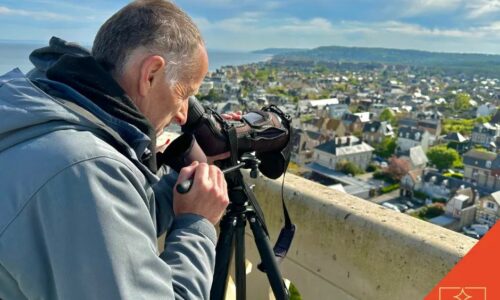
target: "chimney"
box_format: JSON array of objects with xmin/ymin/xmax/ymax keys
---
[{"xmin": 346, "ymin": 137, "xmax": 351, "ymax": 146}]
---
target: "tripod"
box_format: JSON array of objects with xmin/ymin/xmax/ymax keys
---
[{"xmin": 210, "ymin": 154, "xmax": 289, "ymax": 300}]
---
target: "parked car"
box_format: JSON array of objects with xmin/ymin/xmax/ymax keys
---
[
  {"xmin": 393, "ymin": 203, "xmax": 409, "ymax": 212},
  {"xmin": 467, "ymin": 224, "xmax": 489, "ymax": 238},
  {"xmin": 381, "ymin": 202, "xmax": 401, "ymax": 212},
  {"xmin": 404, "ymin": 200, "xmax": 415, "ymax": 208},
  {"xmin": 462, "ymin": 227, "xmax": 480, "ymax": 239}
]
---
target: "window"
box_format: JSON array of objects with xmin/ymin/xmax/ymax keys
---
[
  {"xmin": 487, "ymin": 202, "xmax": 496, "ymax": 210},
  {"xmin": 486, "ymin": 161, "xmax": 492, "ymax": 168}
]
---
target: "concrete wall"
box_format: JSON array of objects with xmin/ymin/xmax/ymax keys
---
[{"xmin": 239, "ymin": 172, "xmax": 477, "ymax": 300}]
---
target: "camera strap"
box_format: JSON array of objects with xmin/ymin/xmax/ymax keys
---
[{"xmin": 259, "ymin": 106, "xmax": 296, "ymax": 269}]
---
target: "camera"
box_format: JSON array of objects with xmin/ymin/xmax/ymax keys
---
[{"xmin": 157, "ymin": 96, "xmax": 292, "ymax": 180}]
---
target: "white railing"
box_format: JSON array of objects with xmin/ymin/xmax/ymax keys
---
[{"xmin": 239, "ymin": 172, "xmax": 477, "ymax": 300}]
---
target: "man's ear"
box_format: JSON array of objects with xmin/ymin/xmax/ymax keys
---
[{"xmin": 138, "ymin": 55, "xmax": 166, "ymax": 97}]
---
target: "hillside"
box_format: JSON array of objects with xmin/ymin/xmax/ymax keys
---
[{"xmin": 264, "ymin": 46, "xmax": 500, "ymax": 76}]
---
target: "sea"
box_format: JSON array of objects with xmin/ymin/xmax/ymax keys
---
[{"xmin": 0, "ymin": 41, "xmax": 272, "ymax": 75}]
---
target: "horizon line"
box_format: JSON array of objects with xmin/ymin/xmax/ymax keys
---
[{"xmin": 1, "ymin": 38, "xmax": 499, "ymax": 56}]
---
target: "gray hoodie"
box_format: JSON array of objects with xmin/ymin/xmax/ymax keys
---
[{"xmin": 0, "ymin": 67, "xmax": 216, "ymax": 299}]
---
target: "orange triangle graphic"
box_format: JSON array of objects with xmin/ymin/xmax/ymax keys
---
[{"xmin": 425, "ymin": 222, "xmax": 500, "ymax": 300}]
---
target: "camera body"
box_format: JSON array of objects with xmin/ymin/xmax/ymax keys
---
[{"xmin": 158, "ymin": 97, "xmax": 292, "ymax": 179}]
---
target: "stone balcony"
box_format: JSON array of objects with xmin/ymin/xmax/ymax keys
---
[{"xmin": 237, "ymin": 172, "xmax": 477, "ymax": 300}]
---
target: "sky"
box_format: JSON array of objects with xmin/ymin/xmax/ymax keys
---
[{"xmin": 0, "ymin": 0, "xmax": 500, "ymax": 54}]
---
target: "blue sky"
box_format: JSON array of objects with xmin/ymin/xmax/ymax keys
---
[{"xmin": 1, "ymin": 0, "xmax": 500, "ymax": 54}]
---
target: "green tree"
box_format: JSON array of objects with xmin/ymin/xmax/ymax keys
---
[
  {"xmin": 379, "ymin": 108, "xmax": 396, "ymax": 125},
  {"xmin": 374, "ymin": 137, "xmax": 397, "ymax": 159},
  {"xmin": 199, "ymin": 88, "xmax": 223, "ymax": 102},
  {"xmin": 427, "ymin": 146, "xmax": 461, "ymax": 170},
  {"xmin": 336, "ymin": 160, "xmax": 364, "ymax": 175},
  {"xmin": 453, "ymin": 93, "xmax": 471, "ymax": 111},
  {"xmin": 333, "ymin": 83, "xmax": 347, "ymax": 92}
]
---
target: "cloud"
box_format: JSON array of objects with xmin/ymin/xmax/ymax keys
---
[
  {"xmin": 0, "ymin": 5, "xmax": 74, "ymax": 21},
  {"xmin": 380, "ymin": 21, "xmax": 475, "ymax": 38},
  {"xmin": 401, "ymin": 0, "xmax": 462, "ymax": 16},
  {"xmin": 400, "ymin": 0, "xmax": 463, "ymax": 16},
  {"xmin": 466, "ymin": 0, "xmax": 500, "ymax": 19},
  {"xmin": 194, "ymin": 12, "xmax": 500, "ymax": 53}
]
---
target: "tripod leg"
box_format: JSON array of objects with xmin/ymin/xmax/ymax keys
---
[
  {"xmin": 234, "ymin": 217, "xmax": 246, "ymax": 300},
  {"xmin": 248, "ymin": 216, "xmax": 289, "ymax": 300},
  {"xmin": 211, "ymin": 216, "xmax": 236, "ymax": 300}
]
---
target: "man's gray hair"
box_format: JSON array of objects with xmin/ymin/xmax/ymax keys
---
[{"xmin": 92, "ymin": 0, "xmax": 204, "ymax": 85}]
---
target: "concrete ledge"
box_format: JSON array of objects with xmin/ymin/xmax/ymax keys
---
[{"xmin": 242, "ymin": 172, "xmax": 477, "ymax": 300}]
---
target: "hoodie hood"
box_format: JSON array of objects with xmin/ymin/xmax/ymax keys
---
[
  {"xmin": 0, "ymin": 68, "xmax": 89, "ymax": 153},
  {"xmin": 26, "ymin": 37, "xmax": 158, "ymax": 172},
  {"xmin": 27, "ymin": 36, "xmax": 90, "ymax": 78}
]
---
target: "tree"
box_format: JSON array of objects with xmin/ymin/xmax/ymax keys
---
[
  {"xmin": 453, "ymin": 92, "xmax": 471, "ymax": 111},
  {"xmin": 336, "ymin": 160, "xmax": 363, "ymax": 176},
  {"xmin": 374, "ymin": 137, "xmax": 397, "ymax": 159},
  {"xmin": 379, "ymin": 108, "xmax": 395, "ymax": 125},
  {"xmin": 202, "ymin": 88, "xmax": 223, "ymax": 102},
  {"xmin": 387, "ymin": 156, "xmax": 410, "ymax": 181},
  {"xmin": 427, "ymin": 146, "xmax": 461, "ymax": 170}
]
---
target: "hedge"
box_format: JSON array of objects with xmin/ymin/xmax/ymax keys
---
[{"xmin": 381, "ymin": 183, "xmax": 400, "ymax": 194}]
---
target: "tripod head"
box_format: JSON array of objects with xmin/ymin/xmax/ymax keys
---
[{"xmin": 175, "ymin": 153, "xmax": 261, "ymax": 194}]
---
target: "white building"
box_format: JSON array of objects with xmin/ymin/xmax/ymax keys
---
[
  {"xmin": 471, "ymin": 122, "xmax": 500, "ymax": 148},
  {"xmin": 313, "ymin": 136, "xmax": 374, "ymax": 171},
  {"xmin": 396, "ymin": 127, "xmax": 431, "ymax": 153},
  {"xmin": 476, "ymin": 191, "xmax": 500, "ymax": 227},
  {"xmin": 476, "ymin": 103, "xmax": 497, "ymax": 118}
]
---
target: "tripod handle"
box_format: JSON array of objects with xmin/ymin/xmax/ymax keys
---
[
  {"xmin": 176, "ymin": 178, "xmax": 193, "ymax": 194},
  {"xmin": 176, "ymin": 163, "xmax": 245, "ymax": 194}
]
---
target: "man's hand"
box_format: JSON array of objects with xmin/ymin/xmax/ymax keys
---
[
  {"xmin": 221, "ymin": 111, "xmax": 242, "ymax": 121},
  {"xmin": 174, "ymin": 161, "xmax": 229, "ymax": 225}
]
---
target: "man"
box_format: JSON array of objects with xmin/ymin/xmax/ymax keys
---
[{"xmin": 0, "ymin": 0, "xmax": 228, "ymax": 299}]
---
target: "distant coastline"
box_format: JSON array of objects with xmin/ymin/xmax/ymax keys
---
[{"xmin": 0, "ymin": 41, "xmax": 272, "ymax": 74}]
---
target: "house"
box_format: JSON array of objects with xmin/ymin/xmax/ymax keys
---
[
  {"xmin": 491, "ymin": 111, "xmax": 500, "ymax": 125},
  {"xmin": 396, "ymin": 127, "xmax": 431, "ymax": 153},
  {"xmin": 443, "ymin": 132, "xmax": 470, "ymax": 153},
  {"xmin": 471, "ymin": 122, "xmax": 500, "ymax": 148},
  {"xmin": 362, "ymin": 121, "xmax": 394, "ymax": 145},
  {"xmin": 420, "ymin": 171, "xmax": 473, "ymax": 200},
  {"xmin": 475, "ymin": 191, "xmax": 500, "ymax": 227},
  {"xmin": 199, "ymin": 81, "xmax": 214, "ymax": 95},
  {"xmin": 342, "ymin": 113, "xmax": 364, "ymax": 135},
  {"xmin": 215, "ymin": 100, "xmax": 241, "ymax": 114},
  {"xmin": 416, "ymin": 110, "xmax": 443, "ymax": 121},
  {"xmin": 476, "ymin": 103, "xmax": 497, "ymax": 118},
  {"xmin": 430, "ymin": 188, "xmax": 477, "ymax": 231},
  {"xmin": 444, "ymin": 193, "xmax": 476, "ymax": 226},
  {"xmin": 398, "ymin": 118, "xmax": 441, "ymax": 145},
  {"xmin": 316, "ymin": 117, "xmax": 347, "ymax": 138},
  {"xmin": 400, "ymin": 146, "xmax": 428, "ymax": 169},
  {"xmin": 312, "ymin": 136, "xmax": 374, "ymax": 171},
  {"xmin": 290, "ymin": 128, "xmax": 323, "ymax": 165},
  {"xmin": 400, "ymin": 168, "xmax": 424, "ymax": 198},
  {"xmin": 299, "ymin": 98, "xmax": 339, "ymax": 113},
  {"xmin": 325, "ymin": 104, "xmax": 350, "ymax": 119},
  {"xmin": 463, "ymin": 149, "xmax": 500, "ymax": 193},
  {"xmin": 417, "ymin": 119, "xmax": 442, "ymax": 139},
  {"xmin": 354, "ymin": 112, "xmax": 372, "ymax": 123}
]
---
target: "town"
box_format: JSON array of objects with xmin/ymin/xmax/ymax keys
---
[{"xmin": 194, "ymin": 58, "xmax": 500, "ymax": 240}]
